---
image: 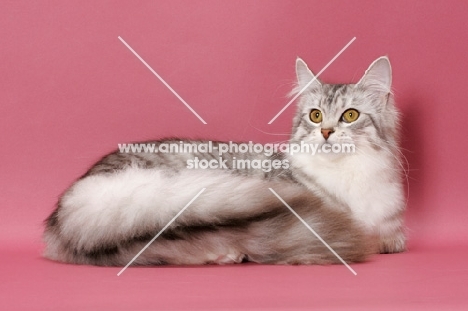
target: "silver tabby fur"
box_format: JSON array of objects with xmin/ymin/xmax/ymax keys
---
[{"xmin": 43, "ymin": 56, "xmax": 404, "ymax": 266}]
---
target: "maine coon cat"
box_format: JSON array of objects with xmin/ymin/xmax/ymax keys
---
[{"xmin": 43, "ymin": 56, "xmax": 405, "ymax": 266}]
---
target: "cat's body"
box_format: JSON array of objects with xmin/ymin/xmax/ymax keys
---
[{"xmin": 43, "ymin": 57, "xmax": 405, "ymax": 266}]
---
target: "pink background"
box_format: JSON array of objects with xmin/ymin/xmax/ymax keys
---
[{"xmin": 1, "ymin": 1, "xmax": 468, "ymax": 309}]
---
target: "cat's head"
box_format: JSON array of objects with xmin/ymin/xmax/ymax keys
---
[{"xmin": 290, "ymin": 56, "xmax": 400, "ymax": 156}]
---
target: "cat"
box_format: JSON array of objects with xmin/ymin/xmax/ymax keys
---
[{"xmin": 43, "ymin": 56, "xmax": 405, "ymax": 266}]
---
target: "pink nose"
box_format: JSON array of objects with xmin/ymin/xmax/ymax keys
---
[{"xmin": 321, "ymin": 128, "xmax": 334, "ymax": 140}]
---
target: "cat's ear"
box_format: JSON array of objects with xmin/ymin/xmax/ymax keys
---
[
  {"xmin": 296, "ymin": 57, "xmax": 321, "ymax": 91},
  {"xmin": 357, "ymin": 56, "xmax": 392, "ymax": 94}
]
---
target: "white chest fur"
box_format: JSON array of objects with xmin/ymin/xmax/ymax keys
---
[{"xmin": 290, "ymin": 150, "xmax": 404, "ymax": 229}]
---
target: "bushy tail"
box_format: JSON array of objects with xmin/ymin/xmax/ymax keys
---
[{"xmin": 43, "ymin": 168, "xmax": 377, "ymax": 266}]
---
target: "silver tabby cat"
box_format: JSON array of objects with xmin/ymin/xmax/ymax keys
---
[{"xmin": 43, "ymin": 57, "xmax": 405, "ymax": 266}]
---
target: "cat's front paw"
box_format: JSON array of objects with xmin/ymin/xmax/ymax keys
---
[
  {"xmin": 379, "ymin": 232, "xmax": 406, "ymax": 254},
  {"xmin": 212, "ymin": 253, "xmax": 246, "ymax": 265}
]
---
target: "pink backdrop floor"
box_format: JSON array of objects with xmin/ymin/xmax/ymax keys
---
[
  {"xmin": 3, "ymin": 243, "xmax": 468, "ymax": 310},
  {"xmin": 2, "ymin": 1, "xmax": 468, "ymax": 309}
]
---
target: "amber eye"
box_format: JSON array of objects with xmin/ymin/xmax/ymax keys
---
[
  {"xmin": 310, "ymin": 109, "xmax": 322, "ymax": 123},
  {"xmin": 341, "ymin": 109, "xmax": 360, "ymax": 123}
]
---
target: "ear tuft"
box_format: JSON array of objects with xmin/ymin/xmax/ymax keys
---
[
  {"xmin": 295, "ymin": 58, "xmax": 321, "ymax": 91},
  {"xmin": 357, "ymin": 56, "xmax": 392, "ymax": 93}
]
